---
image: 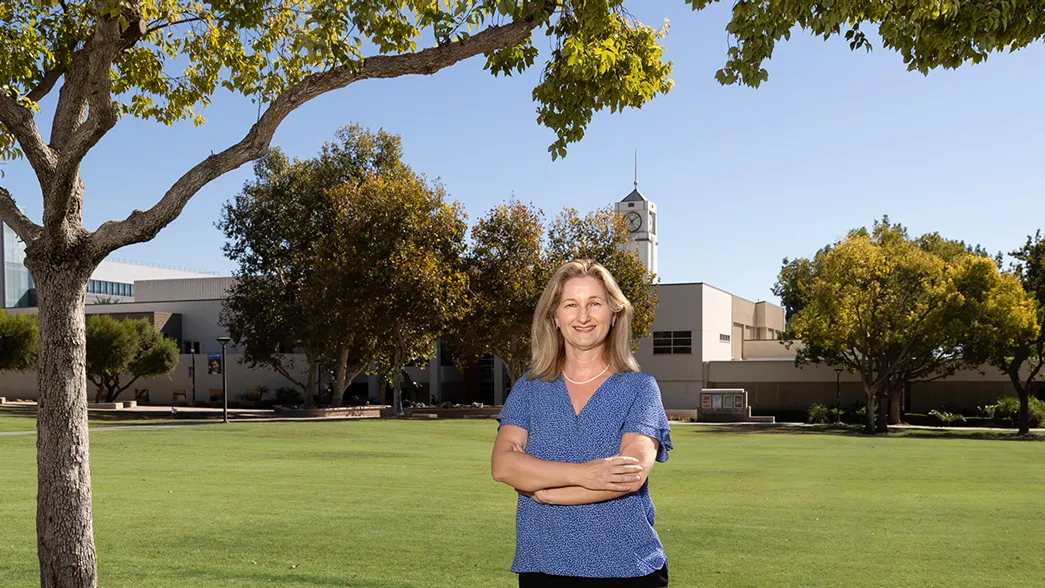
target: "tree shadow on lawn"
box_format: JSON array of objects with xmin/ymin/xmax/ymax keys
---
[{"xmin": 685, "ymin": 423, "xmax": 1045, "ymax": 442}]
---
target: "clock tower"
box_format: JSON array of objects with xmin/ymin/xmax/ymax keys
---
[{"xmin": 615, "ymin": 187, "xmax": 658, "ymax": 277}]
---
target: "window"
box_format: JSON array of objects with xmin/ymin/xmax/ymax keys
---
[
  {"xmin": 650, "ymin": 211, "xmax": 656, "ymax": 235},
  {"xmin": 86, "ymin": 280, "xmax": 133, "ymax": 297},
  {"xmin": 720, "ymin": 333, "xmax": 730, "ymax": 343},
  {"xmin": 653, "ymin": 331, "xmax": 692, "ymax": 355}
]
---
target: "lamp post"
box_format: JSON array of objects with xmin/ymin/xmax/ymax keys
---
[
  {"xmin": 190, "ymin": 346, "xmax": 197, "ymax": 407},
  {"xmin": 834, "ymin": 367, "xmax": 843, "ymax": 425},
  {"xmin": 216, "ymin": 336, "xmax": 232, "ymax": 423}
]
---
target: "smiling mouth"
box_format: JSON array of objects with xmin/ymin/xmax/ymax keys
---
[{"xmin": 572, "ymin": 326, "xmax": 597, "ymax": 333}]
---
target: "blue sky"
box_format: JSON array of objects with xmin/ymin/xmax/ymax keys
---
[{"xmin": 4, "ymin": 3, "xmax": 1043, "ymax": 303}]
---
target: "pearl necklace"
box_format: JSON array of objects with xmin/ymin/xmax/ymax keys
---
[{"xmin": 563, "ymin": 365, "xmax": 610, "ymax": 385}]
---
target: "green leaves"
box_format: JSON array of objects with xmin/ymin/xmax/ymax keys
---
[
  {"xmin": 533, "ymin": 10, "xmax": 673, "ymax": 159},
  {"xmin": 0, "ymin": 310, "xmax": 38, "ymax": 372},
  {"xmin": 1, "ymin": 1, "xmax": 678, "ymax": 162},
  {"xmin": 778, "ymin": 217, "xmax": 1039, "ymax": 397},
  {"xmin": 85, "ymin": 314, "xmax": 179, "ymax": 402},
  {"xmin": 693, "ymin": 0, "xmax": 1045, "ymax": 88}
]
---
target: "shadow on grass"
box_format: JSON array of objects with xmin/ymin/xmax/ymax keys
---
[
  {"xmin": 169, "ymin": 567, "xmax": 423, "ymax": 587},
  {"xmin": 686, "ymin": 423, "xmax": 1045, "ymax": 442}
]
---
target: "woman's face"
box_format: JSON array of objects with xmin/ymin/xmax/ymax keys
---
[{"xmin": 554, "ymin": 276, "xmax": 615, "ymax": 354}]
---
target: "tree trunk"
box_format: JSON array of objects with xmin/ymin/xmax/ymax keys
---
[
  {"xmin": 876, "ymin": 388, "xmax": 889, "ymax": 433},
  {"xmin": 1018, "ymin": 388, "xmax": 1030, "ymax": 436},
  {"xmin": 32, "ymin": 262, "xmax": 99, "ymax": 588},
  {"xmin": 863, "ymin": 386, "xmax": 876, "ymax": 435},
  {"xmin": 1007, "ymin": 370, "xmax": 1031, "ymax": 436},
  {"xmin": 105, "ymin": 381, "xmax": 121, "ymax": 403},
  {"xmin": 392, "ymin": 347, "xmax": 404, "ymax": 417},
  {"xmin": 889, "ymin": 385, "xmax": 903, "ymax": 425},
  {"xmin": 304, "ymin": 356, "xmax": 317, "ymax": 408},
  {"xmin": 333, "ymin": 348, "xmax": 349, "ymax": 408}
]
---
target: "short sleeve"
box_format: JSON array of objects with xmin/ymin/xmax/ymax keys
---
[
  {"xmin": 621, "ymin": 374, "xmax": 673, "ymax": 462},
  {"xmin": 496, "ymin": 377, "xmax": 532, "ymax": 431}
]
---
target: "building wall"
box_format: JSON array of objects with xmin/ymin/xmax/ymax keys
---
[
  {"xmin": 7, "ymin": 299, "xmax": 231, "ymax": 354},
  {"xmin": 742, "ymin": 339, "xmax": 799, "ymax": 360},
  {"xmin": 706, "ymin": 360, "xmax": 1022, "ymax": 413},
  {"xmin": 92, "ymin": 260, "xmax": 212, "ymax": 283},
  {"xmin": 635, "ymin": 283, "xmax": 703, "ymax": 408},
  {"xmin": 134, "ymin": 277, "xmax": 237, "ymax": 303},
  {"xmin": 700, "ymin": 285, "xmax": 733, "ymax": 363}
]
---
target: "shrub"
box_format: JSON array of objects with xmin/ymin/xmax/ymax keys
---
[
  {"xmin": 807, "ymin": 403, "xmax": 830, "ymax": 424},
  {"xmin": 1030, "ymin": 396, "xmax": 1045, "ymax": 428},
  {"xmin": 275, "ymin": 387, "xmax": 304, "ymax": 406},
  {"xmin": 993, "ymin": 396, "xmax": 1020, "ymax": 421},
  {"xmin": 977, "ymin": 404, "xmax": 997, "ymax": 419},
  {"xmin": 929, "ymin": 409, "xmax": 966, "ymax": 425}
]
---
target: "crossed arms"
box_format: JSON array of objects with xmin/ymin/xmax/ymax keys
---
[{"xmin": 490, "ymin": 425, "xmax": 660, "ymax": 506}]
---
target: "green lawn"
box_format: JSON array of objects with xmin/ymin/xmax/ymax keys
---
[
  {"xmin": 0, "ymin": 410, "xmax": 215, "ymax": 433},
  {"xmin": 1, "ymin": 421, "xmax": 1043, "ymax": 587}
]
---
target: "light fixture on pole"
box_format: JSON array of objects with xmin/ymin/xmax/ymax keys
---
[{"xmin": 216, "ymin": 336, "xmax": 232, "ymax": 424}]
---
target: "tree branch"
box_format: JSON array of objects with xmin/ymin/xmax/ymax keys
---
[
  {"xmin": 27, "ymin": 67, "xmax": 66, "ymax": 104},
  {"xmin": 114, "ymin": 374, "xmax": 142, "ymax": 398},
  {"xmin": 0, "ymin": 94, "xmax": 58, "ymax": 185},
  {"xmin": 49, "ymin": 48, "xmax": 90, "ymax": 151},
  {"xmin": 271, "ymin": 359, "xmax": 308, "ymax": 392},
  {"xmin": 89, "ymin": 13, "xmax": 544, "ymax": 256},
  {"xmin": 0, "ymin": 185, "xmax": 43, "ymax": 243},
  {"xmin": 47, "ymin": 7, "xmax": 144, "ymax": 234}
]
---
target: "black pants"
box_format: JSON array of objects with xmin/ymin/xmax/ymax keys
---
[{"xmin": 519, "ymin": 563, "xmax": 668, "ymax": 587}]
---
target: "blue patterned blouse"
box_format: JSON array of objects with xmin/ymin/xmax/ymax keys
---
[{"xmin": 496, "ymin": 370, "xmax": 673, "ymax": 578}]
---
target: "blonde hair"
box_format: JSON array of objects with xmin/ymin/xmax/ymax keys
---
[{"xmin": 529, "ymin": 259, "xmax": 640, "ymax": 381}]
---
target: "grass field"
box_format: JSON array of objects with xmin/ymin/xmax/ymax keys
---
[
  {"xmin": 0, "ymin": 420, "xmax": 1043, "ymax": 587},
  {"xmin": 0, "ymin": 408, "xmax": 215, "ymax": 433}
]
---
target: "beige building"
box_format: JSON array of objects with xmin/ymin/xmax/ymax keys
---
[{"xmin": 633, "ymin": 282, "xmax": 785, "ymax": 409}]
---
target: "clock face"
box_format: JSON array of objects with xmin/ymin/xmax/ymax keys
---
[{"xmin": 625, "ymin": 212, "xmax": 642, "ymax": 232}]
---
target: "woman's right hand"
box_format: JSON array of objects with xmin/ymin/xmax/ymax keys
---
[{"xmin": 578, "ymin": 456, "xmax": 643, "ymax": 491}]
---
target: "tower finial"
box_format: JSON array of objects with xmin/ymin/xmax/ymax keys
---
[{"xmin": 634, "ymin": 148, "xmax": 638, "ymax": 188}]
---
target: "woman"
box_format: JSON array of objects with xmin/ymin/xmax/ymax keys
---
[{"xmin": 491, "ymin": 259, "xmax": 672, "ymax": 587}]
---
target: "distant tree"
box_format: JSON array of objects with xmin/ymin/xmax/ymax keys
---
[
  {"xmin": 455, "ymin": 201, "xmax": 549, "ymax": 384},
  {"xmin": 344, "ymin": 173, "xmax": 470, "ymax": 417},
  {"xmin": 220, "ymin": 126, "xmax": 407, "ymax": 407},
  {"xmin": 547, "ymin": 207, "xmax": 658, "ymax": 345},
  {"xmin": 972, "ymin": 232, "xmax": 1045, "ymax": 435},
  {"xmin": 777, "ymin": 218, "xmax": 1022, "ymax": 434},
  {"xmin": 0, "ymin": 311, "xmax": 38, "ymax": 372},
  {"xmin": 453, "ymin": 202, "xmax": 659, "ymax": 388},
  {"xmin": 219, "ymin": 151, "xmax": 327, "ymax": 407},
  {"xmin": 85, "ymin": 315, "xmax": 178, "ymax": 403}
]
